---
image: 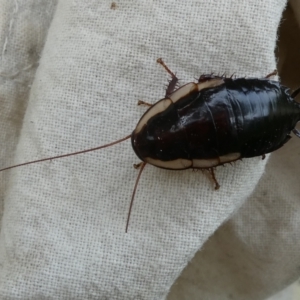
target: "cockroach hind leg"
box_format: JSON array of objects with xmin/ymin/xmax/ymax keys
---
[
  {"xmin": 208, "ymin": 168, "xmax": 220, "ymax": 190},
  {"xmin": 156, "ymin": 58, "xmax": 179, "ymax": 96},
  {"xmin": 137, "ymin": 100, "xmax": 152, "ymax": 107},
  {"xmin": 265, "ymin": 70, "xmax": 277, "ymax": 78}
]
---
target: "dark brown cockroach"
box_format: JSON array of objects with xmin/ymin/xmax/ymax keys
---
[{"xmin": 1, "ymin": 58, "xmax": 300, "ymax": 232}]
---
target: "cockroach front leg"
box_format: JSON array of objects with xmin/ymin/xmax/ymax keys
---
[
  {"xmin": 157, "ymin": 58, "xmax": 179, "ymax": 97},
  {"xmin": 137, "ymin": 100, "xmax": 152, "ymax": 107}
]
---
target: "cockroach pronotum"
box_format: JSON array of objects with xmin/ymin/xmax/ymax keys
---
[{"xmin": 1, "ymin": 58, "xmax": 300, "ymax": 232}]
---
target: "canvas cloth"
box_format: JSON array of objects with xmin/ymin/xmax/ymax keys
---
[{"xmin": 0, "ymin": 0, "xmax": 299, "ymax": 299}]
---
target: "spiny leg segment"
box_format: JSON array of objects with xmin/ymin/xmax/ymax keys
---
[{"xmin": 157, "ymin": 58, "xmax": 179, "ymax": 97}]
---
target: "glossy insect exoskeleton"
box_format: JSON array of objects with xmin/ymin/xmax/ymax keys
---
[
  {"xmin": 2, "ymin": 58, "xmax": 300, "ymax": 232},
  {"xmin": 132, "ymin": 66, "xmax": 300, "ymax": 172}
]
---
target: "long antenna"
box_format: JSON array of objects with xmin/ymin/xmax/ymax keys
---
[
  {"xmin": 0, "ymin": 134, "xmax": 131, "ymax": 172},
  {"xmin": 125, "ymin": 162, "xmax": 146, "ymax": 233}
]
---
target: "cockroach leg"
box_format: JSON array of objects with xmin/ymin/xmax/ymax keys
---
[
  {"xmin": 292, "ymin": 128, "xmax": 300, "ymax": 138},
  {"xmin": 133, "ymin": 162, "xmax": 143, "ymax": 169},
  {"xmin": 207, "ymin": 168, "xmax": 220, "ymax": 190},
  {"xmin": 262, "ymin": 154, "xmax": 266, "ymax": 160},
  {"xmin": 126, "ymin": 162, "xmax": 146, "ymax": 233},
  {"xmin": 291, "ymin": 86, "xmax": 300, "ymax": 99},
  {"xmin": 265, "ymin": 70, "xmax": 277, "ymax": 78},
  {"xmin": 157, "ymin": 58, "xmax": 179, "ymax": 96},
  {"xmin": 137, "ymin": 100, "xmax": 152, "ymax": 107},
  {"xmin": 157, "ymin": 58, "xmax": 176, "ymax": 79}
]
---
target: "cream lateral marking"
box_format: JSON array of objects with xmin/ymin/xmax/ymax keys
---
[
  {"xmin": 219, "ymin": 153, "xmax": 241, "ymax": 163},
  {"xmin": 135, "ymin": 99, "xmax": 172, "ymax": 134},
  {"xmin": 145, "ymin": 157, "xmax": 192, "ymax": 169},
  {"xmin": 169, "ymin": 83, "xmax": 198, "ymax": 103},
  {"xmin": 192, "ymin": 153, "xmax": 241, "ymax": 168},
  {"xmin": 145, "ymin": 152, "xmax": 241, "ymax": 170},
  {"xmin": 196, "ymin": 79, "xmax": 224, "ymax": 93},
  {"xmin": 135, "ymin": 78, "xmax": 225, "ymax": 135},
  {"xmin": 192, "ymin": 158, "xmax": 220, "ymax": 168},
  {"xmin": 169, "ymin": 79, "xmax": 224, "ymax": 104}
]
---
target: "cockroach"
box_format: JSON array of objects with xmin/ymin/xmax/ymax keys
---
[{"xmin": 1, "ymin": 58, "xmax": 300, "ymax": 232}]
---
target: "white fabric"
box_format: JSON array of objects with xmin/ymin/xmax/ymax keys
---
[{"xmin": 0, "ymin": 0, "xmax": 299, "ymax": 299}]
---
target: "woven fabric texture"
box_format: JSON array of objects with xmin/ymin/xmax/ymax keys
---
[{"xmin": 1, "ymin": 0, "xmax": 299, "ymax": 299}]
